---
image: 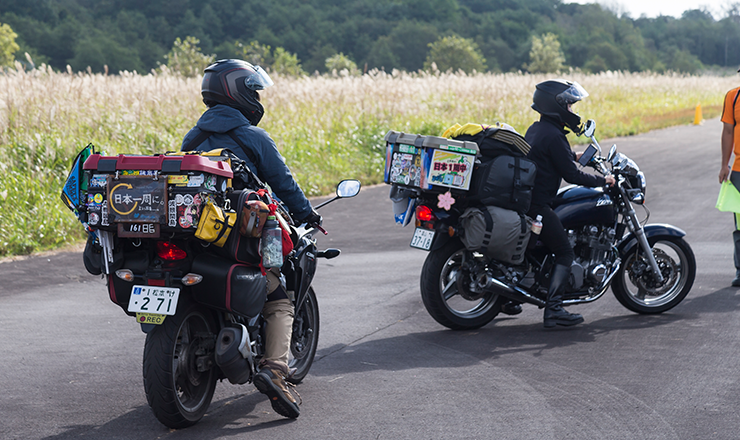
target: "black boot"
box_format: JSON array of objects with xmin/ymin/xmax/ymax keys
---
[
  {"xmin": 501, "ymin": 301, "xmax": 523, "ymax": 315},
  {"xmin": 543, "ymin": 264, "xmax": 584, "ymax": 328}
]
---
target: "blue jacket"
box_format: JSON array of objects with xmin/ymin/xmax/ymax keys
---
[{"xmin": 181, "ymin": 105, "xmax": 313, "ymax": 220}]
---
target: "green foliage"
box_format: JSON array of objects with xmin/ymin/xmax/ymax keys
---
[
  {"xmin": 1, "ymin": 0, "xmax": 739, "ymax": 75},
  {"xmin": 423, "ymin": 35, "xmax": 487, "ymax": 73},
  {"xmin": 662, "ymin": 47, "xmax": 705, "ymax": 73},
  {"xmin": 239, "ymin": 41, "xmax": 271, "ymax": 67},
  {"xmin": 163, "ymin": 36, "xmax": 215, "ymax": 77},
  {"xmin": 325, "ymin": 53, "xmax": 359, "ymax": 75},
  {"xmin": 0, "ymin": 23, "xmax": 19, "ymax": 67},
  {"xmin": 272, "ymin": 47, "xmax": 306, "ymax": 76},
  {"xmin": 232, "ymin": 41, "xmax": 306, "ymax": 76},
  {"xmin": 525, "ymin": 33, "xmax": 565, "ymax": 73}
]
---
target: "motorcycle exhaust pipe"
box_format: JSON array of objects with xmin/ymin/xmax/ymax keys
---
[
  {"xmin": 478, "ymin": 274, "xmax": 545, "ymax": 307},
  {"xmin": 215, "ymin": 324, "xmax": 253, "ymax": 385}
]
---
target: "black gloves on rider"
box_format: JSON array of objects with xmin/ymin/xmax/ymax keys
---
[{"xmin": 300, "ymin": 208, "xmax": 322, "ymax": 226}]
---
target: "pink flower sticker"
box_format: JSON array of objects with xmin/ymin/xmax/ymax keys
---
[{"xmin": 437, "ymin": 191, "xmax": 455, "ymax": 211}]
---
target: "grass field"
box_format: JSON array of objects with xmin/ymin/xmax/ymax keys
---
[{"xmin": 0, "ymin": 66, "xmax": 736, "ymax": 257}]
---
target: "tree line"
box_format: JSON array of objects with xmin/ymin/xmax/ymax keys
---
[{"xmin": 1, "ymin": 0, "xmax": 739, "ymax": 75}]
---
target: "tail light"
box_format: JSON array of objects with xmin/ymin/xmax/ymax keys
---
[
  {"xmin": 156, "ymin": 241, "xmax": 187, "ymax": 261},
  {"xmin": 416, "ymin": 205, "xmax": 435, "ymax": 222}
]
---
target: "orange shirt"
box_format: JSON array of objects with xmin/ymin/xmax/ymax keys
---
[{"xmin": 722, "ymin": 87, "xmax": 740, "ymax": 171}]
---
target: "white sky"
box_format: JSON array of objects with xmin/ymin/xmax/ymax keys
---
[{"xmin": 570, "ymin": 0, "xmax": 733, "ymax": 19}]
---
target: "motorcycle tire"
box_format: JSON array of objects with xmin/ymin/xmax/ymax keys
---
[
  {"xmin": 612, "ymin": 236, "xmax": 696, "ymax": 314},
  {"xmin": 143, "ymin": 299, "xmax": 218, "ymax": 429},
  {"xmin": 420, "ymin": 238, "xmax": 503, "ymax": 330},
  {"xmin": 287, "ymin": 287, "xmax": 319, "ymax": 384}
]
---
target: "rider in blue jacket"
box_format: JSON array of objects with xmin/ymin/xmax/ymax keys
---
[
  {"xmin": 181, "ymin": 59, "xmax": 320, "ymax": 419},
  {"xmin": 181, "ymin": 82, "xmax": 314, "ymax": 223}
]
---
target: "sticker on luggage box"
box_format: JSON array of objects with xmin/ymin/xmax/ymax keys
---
[
  {"xmin": 389, "ymin": 151, "xmax": 422, "ymax": 187},
  {"xmin": 107, "ymin": 176, "xmax": 167, "ymax": 223},
  {"xmin": 427, "ymin": 150, "xmax": 474, "ymax": 191}
]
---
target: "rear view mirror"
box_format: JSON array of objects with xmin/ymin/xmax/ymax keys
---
[
  {"xmin": 583, "ymin": 119, "xmax": 596, "ymax": 138},
  {"xmin": 336, "ymin": 179, "xmax": 361, "ymax": 198}
]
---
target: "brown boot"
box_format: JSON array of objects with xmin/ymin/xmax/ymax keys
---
[{"xmin": 254, "ymin": 365, "xmax": 301, "ymax": 419}]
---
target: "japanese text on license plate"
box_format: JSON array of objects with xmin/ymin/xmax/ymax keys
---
[
  {"xmin": 410, "ymin": 228, "xmax": 435, "ymax": 250},
  {"xmin": 127, "ymin": 285, "xmax": 180, "ymax": 316}
]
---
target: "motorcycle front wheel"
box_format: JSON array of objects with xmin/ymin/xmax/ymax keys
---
[
  {"xmin": 420, "ymin": 239, "xmax": 503, "ymax": 330},
  {"xmin": 612, "ymin": 237, "xmax": 696, "ymax": 314},
  {"xmin": 143, "ymin": 300, "xmax": 218, "ymax": 429},
  {"xmin": 287, "ymin": 287, "xmax": 319, "ymax": 384}
]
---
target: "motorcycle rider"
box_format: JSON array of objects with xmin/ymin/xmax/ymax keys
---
[
  {"xmin": 181, "ymin": 59, "xmax": 321, "ymax": 418},
  {"xmin": 525, "ymin": 79, "xmax": 615, "ymax": 328}
]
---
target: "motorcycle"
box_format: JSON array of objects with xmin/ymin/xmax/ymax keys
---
[
  {"xmin": 61, "ymin": 147, "xmax": 360, "ymax": 427},
  {"xmin": 396, "ymin": 119, "xmax": 696, "ymax": 330}
]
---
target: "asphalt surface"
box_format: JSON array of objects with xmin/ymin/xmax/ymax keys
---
[{"xmin": 1, "ymin": 118, "xmax": 738, "ymax": 439}]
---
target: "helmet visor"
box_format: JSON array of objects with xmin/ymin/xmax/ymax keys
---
[
  {"xmin": 245, "ymin": 65, "xmax": 274, "ymax": 91},
  {"xmin": 555, "ymin": 81, "xmax": 589, "ymax": 107}
]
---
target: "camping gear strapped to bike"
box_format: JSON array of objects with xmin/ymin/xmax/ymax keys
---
[
  {"xmin": 385, "ymin": 122, "xmax": 538, "ymax": 266},
  {"xmin": 61, "ymin": 143, "xmax": 361, "ymax": 428},
  {"xmin": 385, "ymin": 120, "xmax": 695, "ymax": 330}
]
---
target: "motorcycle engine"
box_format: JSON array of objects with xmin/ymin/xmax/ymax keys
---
[{"xmin": 566, "ymin": 224, "xmax": 617, "ymax": 291}]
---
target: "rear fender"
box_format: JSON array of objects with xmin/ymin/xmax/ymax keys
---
[{"xmin": 617, "ymin": 223, "xmax": 686, "ymax": 256}]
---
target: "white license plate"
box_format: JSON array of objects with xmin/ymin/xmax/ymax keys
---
[
  {"xmin": 410, "ymin": 228, "xmax": 435, "ymax": 250},
  {"xmin": 127, "ymin": 285, "xmax": 180, "ymax": 316}
]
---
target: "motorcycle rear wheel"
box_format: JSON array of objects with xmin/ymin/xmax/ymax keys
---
[
  {"xmin": 420, "ymin": 239, "xmax": 503, "ymax": 330},
  {"xmin": 612, "ymin": 237, "xmax": 696, "ymax": 314},
  {"xmin": 143, "ymin": 300, "xmax": 218, "ymax": 429},
  {"xmin": 287, "ymin": 287, "xmax": 319, "ymax": 384}
]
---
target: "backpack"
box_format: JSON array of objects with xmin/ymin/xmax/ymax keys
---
[{"xmin": 449, "ymin": 124, "xmax": 536, "ymax": 214}]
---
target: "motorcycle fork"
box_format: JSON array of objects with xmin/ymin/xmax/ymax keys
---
[{"xmin": 618, "ymin": 184, "xmax": 664, "ymax": 283}]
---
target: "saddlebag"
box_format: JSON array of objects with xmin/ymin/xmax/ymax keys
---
[
  {"xmin": 190, "ymin": 253, "xmax": 267, "ymax": 318},
  {"xmin": 210, "ymin": 189, "xmax": 265, "ymax": 265},
  {"xmin": 460, "ymin": 205, "xmax": 532, "ymax": 265}
]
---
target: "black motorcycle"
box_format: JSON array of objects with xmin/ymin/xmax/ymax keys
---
[
  {"xmin": 400, "ymin": 120, "xmax": 695, "ymax": 330},
  {"xmin": 61, "ymin": 148, "xmax": 360, "ymax": 427}
]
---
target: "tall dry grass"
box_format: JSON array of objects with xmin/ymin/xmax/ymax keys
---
[{"xmin": 0, "ymin": 66, "xmax": 736, "ymax": 256}]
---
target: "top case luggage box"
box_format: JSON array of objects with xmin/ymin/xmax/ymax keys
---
[
  {"xmin": 81, "ymin": 154, "xmax": 234, "ymax": 236},
  {"xmin": 383, "ymin": 130, "xmax": 478, "ymax": 194}
]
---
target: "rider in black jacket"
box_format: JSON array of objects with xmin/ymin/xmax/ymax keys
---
[{"xmin": 525, "ymin": 79, "xmax": 615, "ymax": 328}]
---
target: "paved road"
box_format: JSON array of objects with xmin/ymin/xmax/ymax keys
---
[{"xmin": 2, "ymin": 118, "xmax": 738, "ymax": 439}]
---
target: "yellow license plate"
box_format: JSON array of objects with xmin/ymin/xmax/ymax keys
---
[{"xmin": 136, "ymin": 313, "xmax": 167, "ymax": 325}]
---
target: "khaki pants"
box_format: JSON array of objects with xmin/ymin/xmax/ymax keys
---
[{"xmin": 262, "ymin": 268, "xmax": 294, "ymax": 373}]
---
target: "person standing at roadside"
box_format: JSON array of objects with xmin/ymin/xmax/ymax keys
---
[{"xmin": 718, "ymin": 68, "xmax": 740, "ymax": 287}]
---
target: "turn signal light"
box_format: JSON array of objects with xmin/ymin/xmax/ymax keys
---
[
  {"xmin": 416, "ymin": 205, "xmax": 435, "ymax": 222},
  {"xmin": 115, "ymin": 269, "xmax": 135, "ymax": 282},
  {"xmin": 181, "ymin": 273, "xmax": 203, "ymax": 286},
  {"xmin": 156, "ymin": 241, "xmax": 187, "ymax": 261}
]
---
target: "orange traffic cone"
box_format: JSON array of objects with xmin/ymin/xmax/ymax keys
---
[{"xmin": 694, "ymin": 103, "xmax": 703, "ymax": 125}]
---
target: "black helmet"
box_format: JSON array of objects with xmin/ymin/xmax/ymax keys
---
[
  {"xmin": 531, "ymin": 79, "xmax": 589, "ymax": 134},
  {"xmin": 201, "ymin": 59, "xmax": 274, "ymax": 126}
]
